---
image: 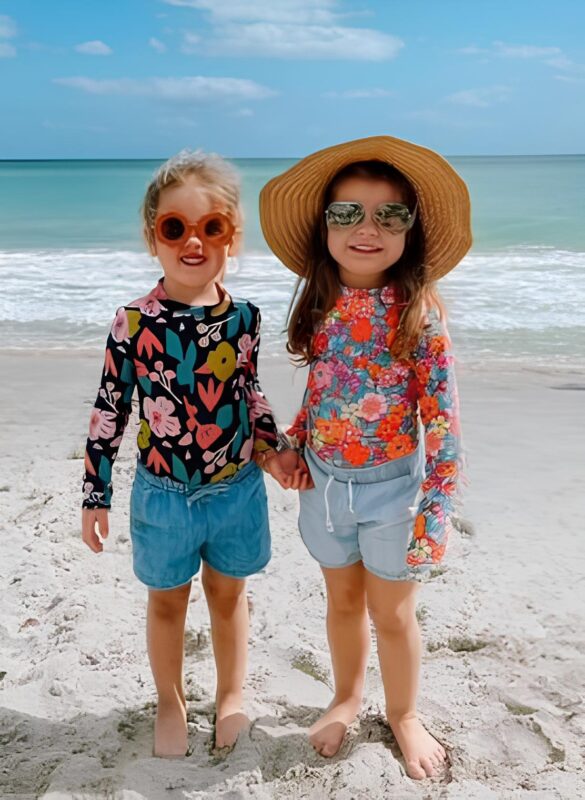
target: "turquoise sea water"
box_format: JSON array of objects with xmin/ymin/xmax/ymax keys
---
[{"xmin": 0, "ymin": 156, "xmax": 584, "ymax": 367}]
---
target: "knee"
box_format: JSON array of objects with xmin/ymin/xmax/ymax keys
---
[
  {"xmin": 149, "ymin": 583, "xmax": 191, "ymax": 620},
  {"xmin": 327, "ymin": 586, "xmax": 366, "ymax": 617},
  {"xmin": 202, "ymin": 570, "xmax": 245, "ymax": 618},
  {"xmin": 368, "ymin": 599, "xmax": 416, "ymax": 636}
]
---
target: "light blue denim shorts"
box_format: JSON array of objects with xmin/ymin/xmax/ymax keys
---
[
  {"xmin": 130, "ymin": 459, "xmax": 271, "ymax": 590},
  {"xmin": 299, "ymin": 445, "xmax": 426, "ymax": 582}
]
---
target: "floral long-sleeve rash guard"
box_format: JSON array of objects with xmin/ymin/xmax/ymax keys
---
[
  {"xmin": 82, "ymin": 280, "xmax": 278, "ymax": 509},
  {"xmin": 287, "ymin": 284, "xmax": 462, "ymax": 570}
]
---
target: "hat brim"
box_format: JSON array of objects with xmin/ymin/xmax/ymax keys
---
[{"xmin": 259, "ymin": 135, "xmax": 472, "ymax": 280}]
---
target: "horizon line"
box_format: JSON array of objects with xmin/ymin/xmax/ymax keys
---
[{"xmin": 1, "ymin": 153, "xmax": 585, "ymax": 163}]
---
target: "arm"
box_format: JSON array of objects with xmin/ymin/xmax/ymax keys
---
[
  {"xmin": 82, "ymin": 308, "xmax": 137, "ymax": 509},
  {"xmin": 241, "ymin": 307, "xmax": 279, "ymax": 457},
  {"xmin": 407, "ymin": 308, "xmax": 462, "ymax": 567}
]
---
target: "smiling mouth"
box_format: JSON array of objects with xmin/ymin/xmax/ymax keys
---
[
  {"xmin": 180, "ymin": 255, "xmax": 206, "ymax": 266},
  {"xmin": 349, "ymin": 244, "xmax": 383, "ymax": 253}
]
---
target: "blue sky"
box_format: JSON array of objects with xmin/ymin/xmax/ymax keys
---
[{"xmin": 1, "ymin": 0, "xmax": 583, "ymax": 158}]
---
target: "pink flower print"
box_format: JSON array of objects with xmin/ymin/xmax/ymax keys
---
[
  {"xmin": 110, "ymin": 308, "xmax": 129, "ymax": 343},
  {"xmin": 129, "ymin": 286, "xmax": 166, "ymax": 317},
  {"xmin": 376, "ymin": 363, "xmax": 410, "ymax": 389},
  {"xmin": 89, "ymin": 408, "xmax": 117, "ymax": 441},
  {"xmin": 380, "ymin": 284, "xmax": 397, "ymax": 306},
  {"xmin": 240, "ymin": 436, "xmax": 254, "ymax": 461},
  {"xmin": 246, "ymin": 387, "xmax": 272, "ymax": 420},
  {"xmin": 355, "ymin": 393, "xmax": 388, "ymax": 422},
  {"xmin": 236, "ymin": 333, "xmax": 259, "ymax": 369},
  {"xmin": 310, "ymin": 360, "xmax": 334, "ymax": 390},
  {"xmin": 144, "ymin": 397, "xmax": 181, "ymax": 438}
]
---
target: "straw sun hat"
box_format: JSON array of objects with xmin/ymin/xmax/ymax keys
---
[{"xmin": 259, "ymin": 135, "xmax": 472, "ymax": 281}]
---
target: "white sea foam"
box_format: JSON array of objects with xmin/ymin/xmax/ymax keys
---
[{"xmin": 1, "ymin": 247, "xmax": 584, "ymax": 365}]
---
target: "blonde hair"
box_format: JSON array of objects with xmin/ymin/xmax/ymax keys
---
[{"xmin": 141, "ymin": 149, "xmax": 242, "ymax": 250}]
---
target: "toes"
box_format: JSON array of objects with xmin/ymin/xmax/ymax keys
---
[
  {"xmin": 419, "ymin": 756, "xmax": 436, "ymax": 777},
  {"xmin": 406, "ymin": 759, "xmax": 428, "ymax": 780},
  {"xmin": 435, "ymin": 745, "xmax": 447, "ymax": 762}
]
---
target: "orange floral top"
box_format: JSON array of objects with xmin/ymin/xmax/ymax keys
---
[{"xmin": 287, "ymin": 284, "xmax": 461, "ymax": 568}]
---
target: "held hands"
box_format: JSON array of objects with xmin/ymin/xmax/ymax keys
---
[
  {"xmin": 258, "ymin": 449, "xmax": 315, "ymax": 491},
  {"xmin": 81, "ymin": 507, "xmax": 109, "ymax": 553}
]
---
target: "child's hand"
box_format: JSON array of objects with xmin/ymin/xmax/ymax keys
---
[
  {"xmin": 81, "ymin": 508, "xmax": 109, "ymax": 553},
  {"xmin": 263, "ymin": 449, "xmax": 315, "ymax": 491}
]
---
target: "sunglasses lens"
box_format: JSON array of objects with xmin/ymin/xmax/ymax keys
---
[
  {"xmin": 159, "ymin": 216, "xmax": 185, "ymax": 241},
  {"xmin": 326, "ymin": 202, "xmax": 364, "ymax": 227},
  {"xmin": 373, "ymin": 203, "xmax": 414, "ymax": 232},
  {"xmin": 203, "ymin": 215, "xmax": 230, "ymax": 240}
]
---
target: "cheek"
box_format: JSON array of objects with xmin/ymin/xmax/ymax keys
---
[
  {"xmin": 326, "ymin": 231, "xmax": 344, "ymax": 260},
  {"xmin": 386, "ymin": 233, "xmax": 407, "ymax": 258}
]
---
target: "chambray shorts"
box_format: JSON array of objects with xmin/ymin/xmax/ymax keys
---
[
  {"xmin": 299, "ymin": 445, "xmax": 426, "ymax": 582},
  {"xmin": 130, "ymin": 459, "xmax": 271, "ymax": 590}
]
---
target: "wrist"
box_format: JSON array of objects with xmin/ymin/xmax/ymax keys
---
[{"xmin": 255, "ymin": 448, "xmax": 278, "ymax": 472}]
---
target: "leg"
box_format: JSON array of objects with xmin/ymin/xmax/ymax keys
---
[
  {"xmin": 365, "ymin": 575, "xmax": 446, "ymax": 779},
  {"xmin": 147, "ymin": 582, "xmax": 191, "ymax": 757},
  {"xmin": 310, "ymin": 562, "xmax": 370, "ymax": 757},
  {"xmin": 201, "ymin": 562, "xmax": 250, "ymax": 748}
]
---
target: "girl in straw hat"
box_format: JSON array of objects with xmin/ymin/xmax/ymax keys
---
[{"xmin": 259, "ymin": 136, "xmax": 472, "ymax": 779}]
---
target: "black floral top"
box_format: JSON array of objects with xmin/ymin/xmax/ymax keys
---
[{"xmin": 82, "ymin": 279, "xmax": 278, "ymax": 509}]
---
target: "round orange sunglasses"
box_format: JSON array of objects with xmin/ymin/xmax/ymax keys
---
[{"xmin": 154, "ymin": 211, "xmax": 235, "ymax": 248}]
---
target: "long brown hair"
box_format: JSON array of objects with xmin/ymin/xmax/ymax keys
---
[{"xmin": 286, "ymin": 160, "xmax": 446, "ymax": 364}]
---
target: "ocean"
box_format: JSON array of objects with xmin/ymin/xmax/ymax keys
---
[{"xmin": 0, "ymin": 156, "xmax": 584, "ymax": 368}]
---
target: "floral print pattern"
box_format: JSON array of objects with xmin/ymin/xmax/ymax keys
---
[
  {"xmin": 82, "ymin": 280, "xmax": 278, "ymax": 509},
  {"xmin": 287, "ymin": 284, "xmax": 461, "ymax": 571}
]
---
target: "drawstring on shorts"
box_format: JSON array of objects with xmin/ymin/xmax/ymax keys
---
[
  {"xmin": 324, "ymin": 474, "xmax": 355, "ymax": 534},
  {"xmin": 185, "ymin": 481, "xmax": 230, "ymax": 508}
]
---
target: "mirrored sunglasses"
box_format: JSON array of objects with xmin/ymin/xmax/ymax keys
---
[{"xmin": 325, "ymin": 201, "xmax": 417, "ymax": 234}]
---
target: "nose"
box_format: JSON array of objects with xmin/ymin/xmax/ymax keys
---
[
  {"xmin": 355, "ymin": 215, "xmax": 379, "ymax": 236},
  {"xmin": 184, "ymin": 227, "xmax": 204, "ymax": 249}
]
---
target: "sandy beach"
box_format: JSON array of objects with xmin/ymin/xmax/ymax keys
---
[{"xmin": 1, "ymin": 350, "xmax": 584, "ymax": 800}]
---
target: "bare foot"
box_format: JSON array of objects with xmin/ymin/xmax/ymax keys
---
[
  {"xmin": 309, "ymin": 695, "xmax": 362, "ymax": 757},
  {"xmin": 388, "ymin": 713, "xmax": 447, "ymax": 780},
  {"xmin": 154, "ymin": 695, "xmax": 188, "ymax": 758},
  {"xmin": 215, "ymin": 710, "xmax": 250, "ymax": 749}
]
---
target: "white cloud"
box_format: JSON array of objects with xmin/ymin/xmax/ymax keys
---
[
  {"xmin": 54, "ymin": 76, "xmax": 277, "ymax": 102},
  {"xmin": 492, "ymin": 41, "xmax": 562, "ymax": 59},
  {"xmin": 324, "ymin": 88, "xmax": 395, "ymax": 99},
  {"xmin": 546, "ymin": 55, "xmax": 585, "ymax": 76},
  {"xmin": 459, "ymin": 40, "xmax": 585, "ymax": 80},
  {"xmin": 184, "ymin": 24, "xmax": 403, "ymax": 60},
  {"xmin": 459, "ymin": 41, "xmax": 563, "ymax": 61},
  {"xmin": 447, "ymin": 86, "xmax": 511, "ymax": 108},
  {"xmin": 75, "ymin": 40, "xmax": 113, "ymax": 56},
  {"xmin": 163, "ymin": 0, "xmax": 338, "ymax": 24},
  {"xmin": 166, "ymin": 0, "xmax": 402, "ymax": 60},
  {"xmin": 0, "ymin": 14, "xmax": 17, "ymax": 38},
  {"xmin": 233, "ymin": 107, "xmax": 254, "ymax": 117},
  {"xmin": 555, "ymin": 74, "xmax": 585, "ymax": 84},
  {"xmin": 457, "ymin": 45, "xmax": 488, "ymax": 56},
  {"xmin": 0, "ymin": 14, "xmax": 17, "ymax": 56},
  {"xmin": 149, "ymin": 37, "xmax": 167, "ymax": 53},
  {"xmin": 183, "ymin": 33, "xmax": 201, "ymax": 48}
]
